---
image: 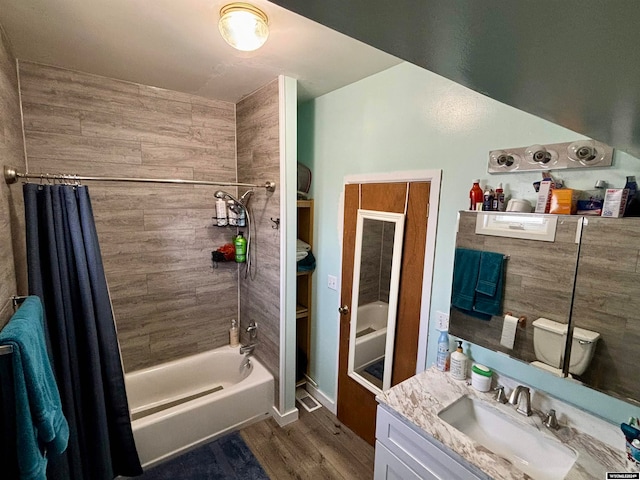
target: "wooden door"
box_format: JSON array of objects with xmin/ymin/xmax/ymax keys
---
[{"xmin": 337, "ymin": 182, "xmax": 430, "ymax": 444}]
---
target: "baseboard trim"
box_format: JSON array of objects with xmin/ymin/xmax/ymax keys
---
[
  {"xmin": 271, "ymin": 405, "xmax": 299, "ymax": 427},
  {"xmin": 305, "ymin": 383, "xmax": 337, "ymax": 415}
]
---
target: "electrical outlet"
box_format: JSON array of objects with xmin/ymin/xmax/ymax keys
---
[
  {"xmin": 436, "ymin": 311, "xmax": 449, "ymax": 331},
  {"xmin": 327, "ymin": 275, "xmax": 338, "ymax": 291}
]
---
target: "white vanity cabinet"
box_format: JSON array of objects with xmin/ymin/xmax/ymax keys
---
[{"xmin": 374, "ymin": 405, "xmax": 488, "ymax": 480}]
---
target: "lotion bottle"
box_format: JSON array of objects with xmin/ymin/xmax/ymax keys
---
[
  {"xmin": 229, "ymin": 319, "xmax": 239, "ymax": 347},
  {"xmin": 450, "ymin": 341, "xmax": 468, "ymax": 381}
]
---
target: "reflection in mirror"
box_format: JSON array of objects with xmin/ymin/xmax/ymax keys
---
[
  {"xmin": 449, "ymin": 211, "xmax": 581, "ymax": 376},
  {"xmin": 450, "ymin": 211, "xmax": 640, "ymax": 406},
  {"xmin": 348, "ymin": 209, "xmax": 405, "ymax": 395},
  {"xmin": 570, "ymin": 217, "xmax": 637, "ymax": 404}
]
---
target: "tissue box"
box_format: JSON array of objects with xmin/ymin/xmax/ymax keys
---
[
  {"xmin": 535, "ymin": 180, "xmax": 553, "ymax": 213},
  {"xmin": 602, "ymin": 188, "xmax": 629, "ymax": 217},
  {"xmin": 549, "ymin": 189, "xmax": 579, "ymax": 215}
]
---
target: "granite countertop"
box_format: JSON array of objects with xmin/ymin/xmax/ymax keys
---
[{"xmin": 377, "ymin": 367, "xmax": 629, "ymax": 479}]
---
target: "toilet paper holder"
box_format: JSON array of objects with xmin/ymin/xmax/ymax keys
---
[{"xmin": 505, "ymin": 312, "xmax": 527, "ymax": 327}]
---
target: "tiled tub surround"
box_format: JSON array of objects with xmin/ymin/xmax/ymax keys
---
[
  {"xmin": 0, "ymin": 27, "xmax": 27, "ymax": 327},
  {"xmin": 237, "ymin": 79, "xmax": 281, "ymax": 402},
  {"xmin": 377, "ymin": 368, "xmax": 628, "ymax": 479},
  {"xmin": 18, "ymin": 61, "xmax": 282, "ymax": 374}
]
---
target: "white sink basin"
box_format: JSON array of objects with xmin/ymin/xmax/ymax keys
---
[{"xmin": 438, "ymin": 395, "xmax": 577, "ymax": 480}]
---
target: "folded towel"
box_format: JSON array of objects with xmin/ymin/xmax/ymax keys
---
[
  {"xmin": 474, "ymin": 252, "xmax": 505, "ymax": 316},
  {"xmin": 451, "ymin": 248, "xmax": 482, "ymax": 312},
  {"xmin": 297, "ymin": 250, "xmax": 316, "ymax": 272},
  {"xmin": 0, "ymin": 296, "xmax": 69, "ymax": 480},
  {"xmin": 296, "ymin": 239, "xmax": 312, "ymax": 261},
  {"xmin": 296, "ymin": 239, "xmax": 311, "ymax": 253}
]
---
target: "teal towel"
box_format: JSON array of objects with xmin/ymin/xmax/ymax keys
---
[
  {"xmin": 476, "ymin": 251, "xmax": 504, "ymax": 297},
  {"xmin": 474, "ymin": 251, "xmax": 505, "ymax": 316},
  {"xmin": 451, "ymin": 248, "xmax": 482, "ymax": 311},
  {"xmin": 0, "ymin": 296, "xmax": 69, "ymax": 480}
]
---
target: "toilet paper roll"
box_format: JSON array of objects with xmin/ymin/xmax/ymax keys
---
[{"xmin": 500, "ymin": 314, "xmax": 519, "ymax": 349}]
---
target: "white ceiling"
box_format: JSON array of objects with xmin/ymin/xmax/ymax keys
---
[{"xmin": 0, "ymin": 0, "xmax": 401, "ymax": 102}]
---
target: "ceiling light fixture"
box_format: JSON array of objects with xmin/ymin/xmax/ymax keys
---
[{"xmin": 218, "ymin": 3, "xmax": 269, "ymax": 52}]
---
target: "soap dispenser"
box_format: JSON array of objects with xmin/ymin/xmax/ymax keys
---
[
  {"xmin": 450, "ymin": 341, "xmax": 468, "ymax": 381},
  {"xmin": 229, "ymin": 319, "xmax": 239, "ymax": 347}
]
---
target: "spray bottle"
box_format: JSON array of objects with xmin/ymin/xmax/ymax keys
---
[{"xmin": 436, "ymin": 330, "xmax": 450, "ymax": 372}]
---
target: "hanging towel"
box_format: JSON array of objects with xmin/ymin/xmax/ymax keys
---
[
  {"xmin": 451, "ymin": 248, "xmax": 482, "ymax": 311},
  {"xmin": 0, "ymin": 296, "xmax": 69, "ymax": 480},
  {"xmin": 474, "ymin": 251, "xmax": 505, "ymax": 316}
]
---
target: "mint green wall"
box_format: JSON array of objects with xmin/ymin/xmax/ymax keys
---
[{"xmin": 298, "ymin": 62, "xmax": 640, "ymax": 424}]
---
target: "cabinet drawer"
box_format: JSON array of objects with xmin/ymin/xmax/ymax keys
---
[
  {"xmin": 376, "ymin": 406, "xmax": 486, "ymax": 480},
  {"xmin": 375, "ymin": 441, "xmax": 437, "ymax": 480}
]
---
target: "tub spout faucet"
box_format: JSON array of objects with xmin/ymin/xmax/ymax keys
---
[
  {"xmin": 508, "ymin": 385, "xmax": 532, "ymax": 416},
  {"xmin": 240, "ymin": 344, "xmax": 256, "ymax": 356}
]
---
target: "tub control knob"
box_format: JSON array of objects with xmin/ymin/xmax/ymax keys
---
[{"xmin": 338, "ymin": 305, "xmax": 350, "ymax": 315}]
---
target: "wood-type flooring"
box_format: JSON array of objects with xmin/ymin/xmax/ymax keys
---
[{"xmin": 241, "ymin": 406, "xmax": 375, "ymax": 480}]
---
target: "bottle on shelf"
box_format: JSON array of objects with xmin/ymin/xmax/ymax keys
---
[
  {"xmin": 494, "ymin": 183, "xmax": 506, "ymax": 212},
  {"xmin": 469, "ymin": 179, "xmax": 483, "ymax": 211},
  {"xmin": 229, "ymin": 319, "xmax": 239, "ymax": 347},
  {"xmin": 483, "ymin": 186, "xmax": 494, "ymax": 211},
  {"xmin": 234, "ymin": 232, "xmax": 247, "ymax": 263},
  {"xmin": 625, "ymin": 176, "xmax": 638, "ymax": 216},
  {"xmin": 216, "ymin": 198, "xmax": 227, "ymax": 226},
  {"xmin": 237, "ymin": 205, "xmax": 246, "ymax": 227},
  {"xmin": 227, "ymin": 200, "xmax": 238, "ymax": 226}
]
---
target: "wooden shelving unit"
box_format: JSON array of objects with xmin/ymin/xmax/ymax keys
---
[{"xmin": 296, "ymin": 199, "xmax": 314, "ymax": 383}]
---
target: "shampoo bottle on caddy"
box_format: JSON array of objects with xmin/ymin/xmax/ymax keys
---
[{"xmin": 234, "ymin": 232, "xmax": 247, "ymax": 263}]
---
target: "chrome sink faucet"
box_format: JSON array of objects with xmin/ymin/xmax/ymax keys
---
[{"xmin": 508, "ymin": 385, "xmax": 532, "ymax": 416}]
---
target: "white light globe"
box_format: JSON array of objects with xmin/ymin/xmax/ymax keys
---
[{"xmin": 219, "ymin": 4, "xmax": 269, "ymax": 52}]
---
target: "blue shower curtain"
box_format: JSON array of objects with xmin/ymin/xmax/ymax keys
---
[{"xmin": 23, "ymin": 183, "xmax": 142, "ymax": 479}]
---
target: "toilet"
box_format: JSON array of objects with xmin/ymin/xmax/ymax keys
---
[{"xmin": 531, "ymin": 317, "xmax": 600, "ymax": 377}]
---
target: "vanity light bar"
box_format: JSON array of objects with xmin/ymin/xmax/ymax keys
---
[{"xmin": 487, "ymin": 140, "xmax": 613, "ymax": 173}]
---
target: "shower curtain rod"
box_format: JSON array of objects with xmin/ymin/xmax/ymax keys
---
[{"xmin": 3, "ymin": 166, "xmax": 276, "ymax": 192}]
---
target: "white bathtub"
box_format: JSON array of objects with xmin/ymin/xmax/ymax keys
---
[
  {"xmin": 354, "ymin": 301, "xmax": 389, "ymax": 370},
  {"xmin": 125, "ymin": 346, "xmax": 274, "ymax": 468}
]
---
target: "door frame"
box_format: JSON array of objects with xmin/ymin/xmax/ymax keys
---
[{"xmin": 334, "ymin": 169, "xmax": 442, "ymax": 401}]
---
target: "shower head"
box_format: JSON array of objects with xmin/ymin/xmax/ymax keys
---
[{"xmin": 214, "ymin": 190, "xmax": 229, "ymax": 199}]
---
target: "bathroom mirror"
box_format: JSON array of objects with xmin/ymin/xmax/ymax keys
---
[
  {"xmin": 347, "ymin": 209, "xmax": 405, "ymax": 395},
  {"xmin": 450, "ymin": 211, "xmax": 640, "ymax": 406},
  {"xmin": 569, "ymin": 216, "xmax": 640, "ymax": 403},
  {"xmin": 449, "ymin": 211, "xmax": 581, "ymax": 374}
]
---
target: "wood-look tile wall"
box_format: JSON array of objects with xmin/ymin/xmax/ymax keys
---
[
  {"xmin": 573, "ymin": 217, "xmax": 640, "ymax": 401},
  {"xmin": 449, "ymin": 211, "xmax": 581, "ymax": 363},
  {"xmin": 0, "ymin": 30, "xmax": 26, "ymax": 327},
  {"xmin": 19, "ymin": 61, "xmax": 240, "ymax": 371},
  {"xmin": 237, "ymin": 79, "xmax": 281, "ymax": 402}
]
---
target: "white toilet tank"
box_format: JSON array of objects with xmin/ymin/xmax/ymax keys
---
[
  {"xmin": 532, "ymin": 318, "xmax": 600, "ymax": 376},
  {"xmin": 532, "ymin": 318, "xmax": 566, "ymax": 369},
  {"xmin": 568, "ymin": 327, "xmax": 600, "ymax": 375}
]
